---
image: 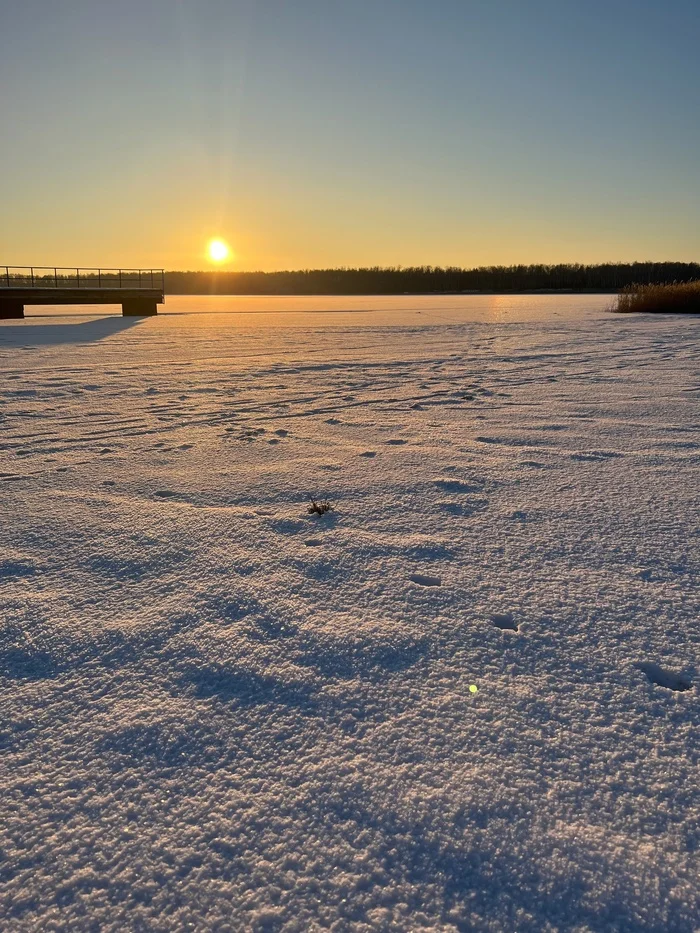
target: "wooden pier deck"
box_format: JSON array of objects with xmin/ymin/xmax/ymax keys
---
[{"xmin": 0, "ymin": 267, "xmax": 165, "ymax": 318}]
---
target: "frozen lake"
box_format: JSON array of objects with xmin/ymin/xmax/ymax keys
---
[
  {"xmin": 14, "ymin": 290, "xmax": 613, "ymax": 325},
  {"xmin": 0, "ymin": 297, "xmax": 698, "ymax": 931}
]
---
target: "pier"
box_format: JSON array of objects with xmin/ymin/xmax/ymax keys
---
[{"xmin": 0, "ymin": 266, "xmax": 165, "ymax": 318}]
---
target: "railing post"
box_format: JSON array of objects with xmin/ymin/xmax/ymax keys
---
[
  {"xmin": 54, "ymin": 267, "xmax": 58, "ymax": 287},
  {"xmin": 31, "ymin": 267, "xmax": 35, "ymax": 287},
  {"xmin": 5, "ymin": 267, "xmax": 9, "ymax": 287},
  {"xmin": 76, "ymin": 268, "xmax": 80, "ymax": 287},
  {"xmin": 98, "ymin": 268, "xmax": 101, "ymax": 288},
  {"xmin": 119, "ymin": 269, "xmax": 122, "ymax": 288},
  {"xmin": 139, "ymin": 269, "xmax": 142, "ymax": 287}
]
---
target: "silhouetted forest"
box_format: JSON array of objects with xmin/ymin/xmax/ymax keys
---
[{"xmin": 165, "ymin": 262, "xmax": 700, "ymax": 295}]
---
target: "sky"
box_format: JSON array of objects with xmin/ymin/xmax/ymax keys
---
[{"xmin": 1, "ymin": 0, "xmax": 699, "ymax": 271}]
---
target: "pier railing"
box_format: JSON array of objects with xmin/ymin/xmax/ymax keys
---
[{"xmin": 1, "ymin": 266, "xmax": 165, "ymax": 291}]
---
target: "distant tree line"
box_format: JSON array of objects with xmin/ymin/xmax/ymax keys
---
[{"xmin": 164, "ymin": 262, "xmax": 700, "ymax": 295}]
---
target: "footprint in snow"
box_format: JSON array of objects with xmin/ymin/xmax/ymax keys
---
[
  {"xmin": 491, "ymin": 613, "xmax": 519, "ymax": 632},
  {"xmin": 437, "ymin": 500, "xmax": 486, "ymax": 517},
  {"xmin": 409, "ymin": 573, "xmax": 442, "ymax": 587},
  {"xmin": 637, "ymin": 662, "xmax": 692, "ymax": 692},
  {"xmin": 0, "ymin": 560, "xmax": 36, "ymax": 578},
  {"xmin": 0, "ymin": 644, "xmax": 58, "ymax": 680},
  {"xmin": 433, "ymin": 479, "xmax": 484, "ymax": 494},
  {"xmin": 270, "ymin": 518, "xmax": 306, "ymax": 535},
  {"xmin": 239, "ymin": 428, "xmax": 266, "ymax": 441}
]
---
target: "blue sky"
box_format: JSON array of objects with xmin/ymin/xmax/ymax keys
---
[{"xmin": 1, "ymin": 0, "xmax": 699, "ymax": 269}]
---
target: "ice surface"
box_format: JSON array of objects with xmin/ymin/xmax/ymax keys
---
[{"xmin": 0, "ymin": 296, "xmax": 698, "ymax": 931}]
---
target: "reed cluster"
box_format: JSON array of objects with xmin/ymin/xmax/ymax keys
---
[{"xmin": 615, "ymin": 280, "xmax": 700, "ymax": 313}]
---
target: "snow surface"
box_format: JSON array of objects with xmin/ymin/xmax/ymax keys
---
[{"xmin": 0, "ymin": 296, "xmax": 698, "ymax": 932}]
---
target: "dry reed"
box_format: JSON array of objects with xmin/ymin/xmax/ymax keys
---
[{"xmin": 614, "ymin": 280, "xmax": 700, "ymax": 314}]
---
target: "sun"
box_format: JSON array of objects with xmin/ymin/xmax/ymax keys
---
[{"xmin": 207, "ymin": 238, "xmax": 230, "ymax": 263}]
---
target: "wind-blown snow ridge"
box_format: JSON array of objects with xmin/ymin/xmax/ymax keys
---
[{"xmin": 0, "ymin": 296, "xmax": 698, "ymax": 932}]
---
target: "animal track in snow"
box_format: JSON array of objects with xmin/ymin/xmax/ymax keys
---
[
  {"xmin": 637, "ymin": 662, "xmax": 692, "ymax": 692},
  {"xmin": 491, "ymin": 613, "xmax": 519, "ymax": 632},
  {"xmin": 409, "ymin": 573, "xmax": 442, "ymax": 587}
]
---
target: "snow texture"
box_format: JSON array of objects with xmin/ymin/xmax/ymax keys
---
[{"xmin": 0, "ymin": 296, "xmax": 698, "ymax": 932}]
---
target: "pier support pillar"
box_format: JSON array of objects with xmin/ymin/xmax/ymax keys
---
[
  {"xmin": 0, "ymin": 300, "xmax": 24, "ymax": 319},
  {"xmin": 122, "ymin": 299, "xmax": 158, "ymax": 316}
]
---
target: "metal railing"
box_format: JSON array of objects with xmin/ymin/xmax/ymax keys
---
[{"xmin": 1, "ymin": 266, "xmax": 165, "ymax": 291}]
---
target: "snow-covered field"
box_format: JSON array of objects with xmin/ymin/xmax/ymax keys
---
[{"xmin": 1, "ymin": 295, "xmax": 698, "ymax": 932}]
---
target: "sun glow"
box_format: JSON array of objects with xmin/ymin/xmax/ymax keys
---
[{"xmin": 208, "ymin": 238, "xmax": 231, "ymax": 263}]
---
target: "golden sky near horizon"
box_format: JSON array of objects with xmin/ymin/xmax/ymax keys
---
[{"xmin": 2, "ymin": 1, "xmax": 700, "ymax": 271}]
